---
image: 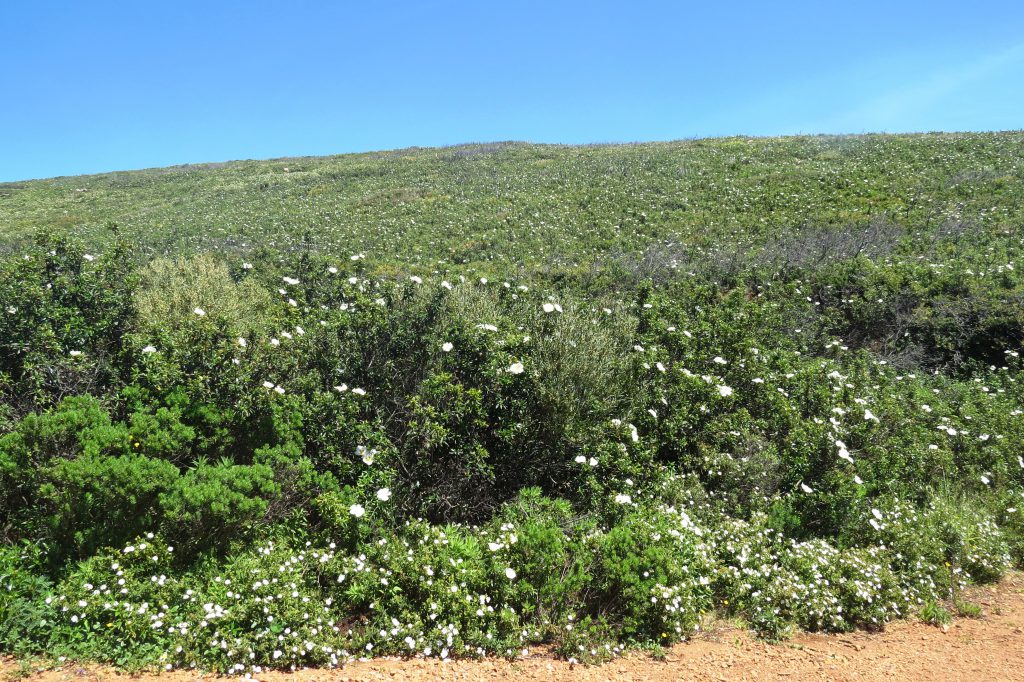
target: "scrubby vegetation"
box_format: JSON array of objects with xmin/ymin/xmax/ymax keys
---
[{"xmin": 1, "ymin": 132, "xmax": 1023, "ymax": 672}]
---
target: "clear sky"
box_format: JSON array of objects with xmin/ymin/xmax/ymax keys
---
[{"xmin": 2, "ymin": 1, "xmax": 1022, "ymax": 181}]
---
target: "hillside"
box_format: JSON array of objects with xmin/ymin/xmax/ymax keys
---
[
  {"xmin": 2, "ymin": 133, "xmax": 1022, "ymax": 278},
  {"xmin": 1, "ymin": 132, "xmax": 1023, "ymax": 674}
]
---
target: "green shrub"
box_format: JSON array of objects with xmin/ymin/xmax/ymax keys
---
[
  {"xmin": 491, "ymin": 488, "xmax": 591, "ymax": 624},
  {"xmin": 587, "ymin": 506, "xmax": 712, "ymax": 643},
  {"xmin": 159, "ymin": 460, "xmax": 279, "ymax": 557},
  {"xmin": 37, "ymin": 453, "xmax": 179, "ymax": 562},
  {"xmin": 0, "ymin": 543, "xmax": 54, "ymax": 655},
  {"xmin": 399, "ymin": 373, "xmax": 495, "ymax": 522},
  {"xmin": 919, "ymin": 600, "xmax": 952, "ymax": 626},
  {"xmin": 127, "ymin": 407, "xmax": 196, "ymax": 464},
  {"xmin": 134, "ymin": 253, "xmax": 275, "ymax": 339}
]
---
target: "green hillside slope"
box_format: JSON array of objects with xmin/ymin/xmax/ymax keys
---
[{"xmin": 2, "ymin": 133, "xmax": 1021, "ymax": 277}]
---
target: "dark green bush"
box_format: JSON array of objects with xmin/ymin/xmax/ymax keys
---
[
  {"xmin": 37, "ymin": 453, "xmax": 178, "ymax": 562},
  {"xmin": 159, "ymin": 459, "xmax": 280, "ymax": 557}
]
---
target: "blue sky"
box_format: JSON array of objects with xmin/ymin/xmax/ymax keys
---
[{"xmin": 1, "ymin": 1, "xmax": 1022, "ymax": 181}]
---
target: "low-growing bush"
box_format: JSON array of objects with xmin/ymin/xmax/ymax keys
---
[
  {"xmin": 38, "ymin": 453, "xmax": 178, "ymax": 563},
  {"xmin": 159, "ymin": 460, "xmax": 280, "ymax": 558}
]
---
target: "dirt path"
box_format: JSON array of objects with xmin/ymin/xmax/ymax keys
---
[{"xmin": 5, "ymin": 572, "xmax": 1024, "ymax": 681}]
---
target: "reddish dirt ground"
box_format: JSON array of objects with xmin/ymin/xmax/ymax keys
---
[{"xmin": 5, "ymin": 572, "xmax": 1024, "ymax": 681}]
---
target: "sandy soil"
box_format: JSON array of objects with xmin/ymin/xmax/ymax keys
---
[{"xmin": 5, "ymin": 572, "xmax": 1024, "ymax": 681}]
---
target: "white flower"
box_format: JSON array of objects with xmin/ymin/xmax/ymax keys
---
[
  {"xmin": 713, "ymin": 356, "xmax": 727, "ymax": 365},
  {"xmin": 838, "ymin": 447, "xmax": 853, "ymax": 464},
  {"xmin": 410, "ymin": 276, "xmax": 422, "ymax": 284},
  {"xmin": 193, "ymin": 307, "xmax": 206, "ymax": 317},
  {"xmin": 614, "ymin": 493, "xmax": 632, "ymax": 505},
  {"xmin": 328, "ymin": 266, "xmax": 338, "ymax": 274},
  {"xmin": 441, "ymin": 342, "xmax": 453, "ymax": 352},
  {"xmin": 853, "ymin": 475, "xmax": 864, "ymax": 485},
  {"xmin": 352, "ymin": 387, "xmax": 366, "ymax": 395},
  {"xmin": 376, "ymin": 488, "xmax": 392, "ymax": 502},
  {"xmin": 717, "ymin": 385, "xmax": 733, "ymax": 397},
  {"xmin": 441, "ymin": 280, "xmax": 453, "ymax": 290},
  {"xmin": 864, "ymin": 409, "xmax": 879, "ymax": 422},
  {"xmin": 83, "ymin": 254, "xmax": 95, "ymax": 261},
  {"xmin": 505, "ymin": 567, "xmax": 517, "ymax": 580},
  {"xmin": 800, "ymin": 483, "xmax": 814, "ymax": 494},
  {"xmin": 273, "ymin": 385, "xmax": 285, "ymax": 395},
  {"xmin": 542, "ymin": 303, "xmax": 555, "ymax": 313},
  {"xmin": 283, "ymin": 276, "xmax": 300, "ymax": 285},
  {"xmin": 238, "ymin": 337, "xmax": 247, "ymax": 347},
  {"xmin": 507, "ymin": 362, "xmax": 525, "ymax": 375},
  {"xmin": 871, "ymin": 508, "xmax": 883, "ymax": 521},
  {"xmin": 588, "ymin": 457, "xmax": 598, "ymax": 467},
  {"xmin": 629, "ymin": 424, "xmax": 639, "ymax": 442},
  {"xmin": 262, "ymin": 381, "xmax": 275, "ymax": 389},
  {"xmin": 357, "ymin": 446, "xmax": 375, "ymax": 465},
  {"xmin": 349, "ymin": 504, "xmax": 365, "ymax": 518},
  {"xmin": 981, "ymin": 475, "xmax": 991, "ymax": 485},
  {"xmin": 574, "ymin": 455, "xmax": 587, "ymax": 464},
  {"xmin": 69, "ymin": 350, "xmax": 83, "ymax": 357},
  {"xmin": 141, "ymin": 345, "xmax": 157, "ymax": 354}
]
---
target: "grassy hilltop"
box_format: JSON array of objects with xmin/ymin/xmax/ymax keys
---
[{"xmin": 1, "ymin": 132, "xmax": 1023, "ymax": 671}]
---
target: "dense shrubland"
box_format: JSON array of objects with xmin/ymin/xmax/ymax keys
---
[{"xmin": 1, "ymin": 132, "xmax": 1023, "ymax": 671}]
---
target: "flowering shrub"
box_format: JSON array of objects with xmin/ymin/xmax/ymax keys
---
[
  {"xmin": 586, "ymin": 506, "xmax": 713, "ymax": 642},
  {"xmin": 2, "ymin": 133, "xmax": 1024, "ymax": 668}
]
